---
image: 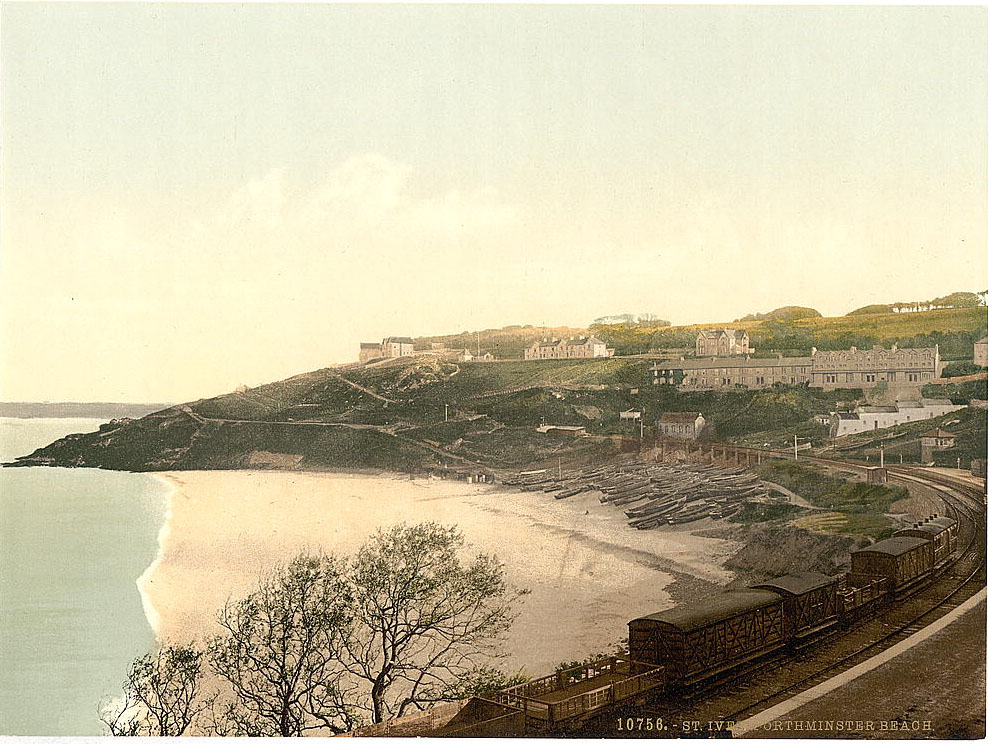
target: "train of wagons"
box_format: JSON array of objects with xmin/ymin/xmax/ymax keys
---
[{"xmin": 628, "ymin": 514, "xmax": 958, "ymax": 686}]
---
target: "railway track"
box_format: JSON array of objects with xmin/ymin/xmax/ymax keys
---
[
  {"xmin": 585, "ymin": 465, "xmax": 986, "ymax": 738},
  {"xmin": 688, "ymin": 467, "xmax": 985, "ymax": 732}
]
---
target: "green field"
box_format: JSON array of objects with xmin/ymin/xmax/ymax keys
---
[{"xmin": 751, "ymin": 461, "xmax": 907, "ymax": 539}]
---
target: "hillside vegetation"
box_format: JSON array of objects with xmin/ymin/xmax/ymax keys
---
[
  {"xmin": 13, "ymin": 299, "xmax": 986, "ymax": 474},
  {"xmin": 590, "ymin": 306, "xmax": 986, "ymax": 359},
  {"xmin": 737, "ymin": 305, "xmax": 822, "ymax": 322},
  {"xmin": 12, "ymin": 356, "xmax": 859, "ymax": 474},
  {"xmin": 411, "ymin": 305, "xmax": 985, "ymax": 360}
]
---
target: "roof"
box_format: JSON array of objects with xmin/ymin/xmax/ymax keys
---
[
  {"xmin": 633, "ymin": 590, "xmax": 781, "ymax": 632},
  {"xmin": 835, "ymin": 413, "xmax": 859, "ymax": 420},
  {"xmin": 852, "ymin": 536, "xmax": 929, "ymax": 557},
  {"xmin": 659, "ymin": 411, "xmax": 702, "ymax": 423},
  {"xmin": 650, "ymin": 356, "xmax": 813, "ymax": 371},
  {"xmin": 858, "ymin": 406, "xmax": 898, "ymax": 414},
  {"xmin": 360, "ymin": 342, "xmax": 380, "ymax": 349},
  {"xmin": 894, "ymin": 523, "xmax": 948, "ymax": 538},
  {"xmin": 752, "ymin": 572, "xmax": 839, "ymax": 596},
  {"xmin": 383, "ymin": 336, "xmax": 414, "ymax": 344},
  {"xmin": 919, "ymin": 427, "xmax": 956, "ymax": 439},
  {"xmin": 697, "ymin": 328, "xmax": 748, "ymax": 340},
  {"xmin": 919, "ymin": 398, "xmax": 958, "ymax": 407},
  {"xmin": 927, "ymin": 516, "xmax": 957, "ymax": 529},
  {"xmin": 574, "ymin": 336, "xmax": 606, "ymax": 345}
]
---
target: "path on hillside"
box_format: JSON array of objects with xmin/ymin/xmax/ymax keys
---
[
  {"xmin": 179, "ymin": 405, "xmax": 486, "ymax": 468},
  {"xmin": 179, "ymin": 405, "xmax": 397, "ymax": 431},
  {"xmin": 327, "ymin": 372, "xmax": 398, "ymax": 404}
]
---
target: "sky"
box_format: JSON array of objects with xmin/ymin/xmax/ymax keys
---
[{"xmin": 2, "ymin": 4, "xmax": 986, "ymax": 403}]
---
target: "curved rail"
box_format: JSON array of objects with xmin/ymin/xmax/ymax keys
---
[{"xmin": 717, "ymin": 467, "xmax": 985, "ymax": 726}]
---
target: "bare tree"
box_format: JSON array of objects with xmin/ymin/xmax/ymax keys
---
[
  {"xmin": 208, "ymin": 553, "xmax": 359, "ymax": 736},
  {"xmin": 99, "ymin": 643, "xmax": 208, "ymax": 736},
  {"xmin": 342, "ymin": 522, "xmax": 527, "ymax": 723}
]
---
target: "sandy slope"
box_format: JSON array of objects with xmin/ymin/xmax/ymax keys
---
[{"xmin": 139, "ymin": 471, "xmax": 739, "ymax": 676}]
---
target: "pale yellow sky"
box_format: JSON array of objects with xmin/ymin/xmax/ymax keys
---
[{"xmin": 2, "ymin": 4, "xmax": 986, "ymax": 402}]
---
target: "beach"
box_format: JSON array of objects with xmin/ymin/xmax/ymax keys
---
[{"xmin": 139, "ymin": 471, "xmax": 741, "ymax": 676}]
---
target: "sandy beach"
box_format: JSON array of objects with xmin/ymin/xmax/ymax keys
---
[{"xmin": 138, "ymin": 471, "xmax": 741, "ymax": 676}]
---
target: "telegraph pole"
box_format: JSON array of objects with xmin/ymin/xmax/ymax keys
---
[
  {"xmin": 444, "ymin": 404, "xmax": 449, "ymax": 422},
  {"xmin": 880, "ymin": 443, "xmax": 885, "ymax": 468}
]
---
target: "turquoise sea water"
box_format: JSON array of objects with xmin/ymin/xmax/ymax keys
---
[{"xmin": 0, "ymin": 418, "xmax": 169, "ymax": 735}]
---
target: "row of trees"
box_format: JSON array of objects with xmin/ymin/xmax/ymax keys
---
[{"xmin": 100, "ymin": 522, "xmax": 527, "ymax": 736}]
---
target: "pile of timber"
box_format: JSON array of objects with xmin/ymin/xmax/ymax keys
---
[{"xmin": 502, "ymin": 461, "xmax": 772, "ymax": 530}]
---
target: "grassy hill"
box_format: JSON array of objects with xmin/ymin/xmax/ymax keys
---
[
  {"xmin": 590, "ymin": 306, "xmax": 986, "ymax": 359},
  {"xmin": 411, "ymin": 306, "xmax": 985, "ymax": 360},
  {"xmin": 12, "ymin": 301, "xmax": 986, "ymax": 474},
  {"xmin": 11, "ymin": 355, "xmax": 863, "ymax": 474}
]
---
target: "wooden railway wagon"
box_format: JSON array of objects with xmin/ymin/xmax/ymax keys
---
[
  {"xmin": 628, "ymin": 590, "xmax": 785, "ymax": 685},
  {"xmin": 894, "ymin": 515, "xmax": 957, "ymax": 565},
  {"xmin": 752, "ymin": 572, "xmax": 841, "ymax": 644},
  {"xmin": 849, "ymin": 536, "xmax": 934, "ymax": 593}
]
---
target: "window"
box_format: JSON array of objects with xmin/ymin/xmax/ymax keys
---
[
  {"xmin": 846, "ymin": 372, "xmax": 854, "ymax": 382},
  {"xmin": 865, "ymin": 374, "xmax": 876, "ymax": 383}
]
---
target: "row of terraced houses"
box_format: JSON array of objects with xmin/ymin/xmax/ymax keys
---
[{"xmin": 651, "ymin": 341, "xmax": 942, "ymax": 391}]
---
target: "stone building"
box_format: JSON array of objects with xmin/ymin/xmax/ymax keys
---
[
  {"xmin": 810, "ymin": 345, "xmax": 940, "ymax": 390},
  {"xmin": 828, "ymin": 399, "xmax": 965, "ymax": 438},
  {"xmin": 524, "ymin": 337, "xmax": 614, "ymax": 360},
  {"xmin": 975, "ymin": 336, "xmax": 988, "ymax": 368},
  {"xmin": 695, "ymin": 329, "xmax": 751, "ymax": 357},
  {"xmin": 358, "ymin": 336, "xmax": 416, "ymax": 362},
  {"xmin": 381, "ymin": 337, "xmax": 415, "ymax": 358},
  {"xmin": 656, "ymin": 412, "xmax": 705, "ymax": 439},
  {"xmin": 651, "ymin": 356, "xmax": 813, "ymax": 390},
  {"xmin": 920, "ymin": 427, "xmax": 956, "ymax": 462}
]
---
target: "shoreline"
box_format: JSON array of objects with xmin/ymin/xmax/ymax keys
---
[
  {"xmin": 139, "ymin": 469, "xmax": 739, "ymax": 674},
  {"xmin": 135, "ymin": 473, "xmax": 176, "ymax": 640}
]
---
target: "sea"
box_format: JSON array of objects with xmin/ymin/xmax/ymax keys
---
[{"xmin": 0, "ymin": 417, "xmax": 169, "ymax": 735}]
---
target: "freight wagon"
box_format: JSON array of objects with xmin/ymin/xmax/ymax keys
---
[
  {"xmin": 849, "ymin": 536, "xmax": 935, "ymax": 594},
  {"xmin": 893, "ymin": 515, "xmax": 957, "ymax": 566},
  {"xmin": 751, "ymin": 572, "xmax": 841, "ymax": 644},
  {"xmin": 629, "ymin": 589, "xmax": 786, "ymax": 685}
]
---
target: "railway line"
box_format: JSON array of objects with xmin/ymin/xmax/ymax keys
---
[
  {"xmin": 618, "ymin": 465, "xmax": 986, "ymax": 738},
  {"xmin": 359, "ymin": 457, "xmax": 984, "ymax": 738}
]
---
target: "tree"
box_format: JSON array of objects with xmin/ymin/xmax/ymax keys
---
[
  {"xmin": 342, "ymin": 522, "xmax": 527, "ymax": 723},
  {"xmin": 439, "ymin": 664, "xmax": 530, "ymax": 700},
  {"xmin": 99, "ymin": 643, "xmax": 208, "ymax": 736},
  {"xmin": 208, "ymin": 554, "xmax": 359, "ymax": 736}
]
